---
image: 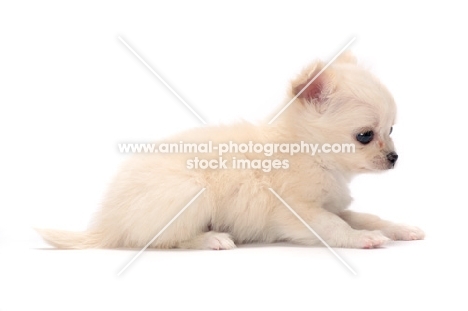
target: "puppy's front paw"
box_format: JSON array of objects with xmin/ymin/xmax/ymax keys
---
[
  {"xmin": 203, "ymin": 232, "xmax": 236, "ymax": 250},
  {"xmin": 349, "ymin": 230, "xmax": 391, "ymax": 249},
  {"xmin": 381, "ymin": 225, "xmax": 425, "ymax": 241}
]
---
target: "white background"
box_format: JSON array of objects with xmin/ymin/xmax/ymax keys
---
[{"xmin": 1, "ymin": 1, "xmax": 467, "ymax": 310}]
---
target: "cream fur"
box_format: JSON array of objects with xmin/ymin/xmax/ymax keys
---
[{"xmin": 37, "ymin": 53, "xmax": 425, "ymax": 250}]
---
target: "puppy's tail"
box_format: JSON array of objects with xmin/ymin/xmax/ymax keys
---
[{"xmin": 35, "ymin": 228, "xmax": 103, "ymax": 249}]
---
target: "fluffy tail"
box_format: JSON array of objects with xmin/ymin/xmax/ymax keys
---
[{"xmin": 35, "ymin": 228, "xmax": 102, "ymax": 249}]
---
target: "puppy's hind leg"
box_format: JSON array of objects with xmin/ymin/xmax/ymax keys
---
[{"xmin": 176, "ymin": 231, "xmax": 236, "ymax": 250}]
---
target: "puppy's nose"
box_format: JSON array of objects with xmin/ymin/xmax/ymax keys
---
[{"xmin": 387, "ymin": 152, "xmax": 398, "ymax": 165}]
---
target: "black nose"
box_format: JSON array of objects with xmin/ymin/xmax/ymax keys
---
[{"xmin": 387, "ymin": 152, "xmax": 398, "ymax": 165}]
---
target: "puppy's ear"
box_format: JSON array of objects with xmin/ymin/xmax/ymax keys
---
[
  {"xmin": 336, "ymin": 51, "xmax": 357, "ymax": 64},
  {"xmin": 291, "ymin": 61, "xmax": 333, "ymax": 105}
]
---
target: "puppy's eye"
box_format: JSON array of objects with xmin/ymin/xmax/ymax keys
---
[
  {"xmin": 389, "ymin": 127, "xmax": 393, "ymax": 135},
  {"xmin": 356, "ymin": 131, "xmax": 374, "ymax": 145}
]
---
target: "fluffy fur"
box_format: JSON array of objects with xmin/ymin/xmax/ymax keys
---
[{"xmin": 37, "ymin": 52, "xmax": 425, "ymax": 250}]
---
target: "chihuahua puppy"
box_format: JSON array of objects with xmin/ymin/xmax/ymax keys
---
[{"xmin": 38, "ymin": 52, "xmax": 424, "ymax": 250}]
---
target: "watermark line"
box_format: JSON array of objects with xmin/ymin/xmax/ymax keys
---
[
  {"xmin": 268, "ymin": 37, "xmax": 356, "ymax": 124},
  {"xmin": 117, "ymin": 141, "xmax": 356, "ymax": 156},
  {"xmin": 268, "ymin": 188, "xmax": 357, "ymax": 275},
  {"xmin": 118, "ymin": 36, "xmax": 207, "ymax": 124},
  {"xmin": 117, "ymin": 187, "xmax": 206, "ymax": 276}
]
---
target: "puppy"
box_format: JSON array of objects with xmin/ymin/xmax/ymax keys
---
[{"xmin": 37, "ymin": 52, "xmax": 425, "ymax": 250}]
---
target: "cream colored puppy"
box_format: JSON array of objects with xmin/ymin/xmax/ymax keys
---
[{"xmin": 38, "ymin": 53, "xmax": 425, "ymax": 250}]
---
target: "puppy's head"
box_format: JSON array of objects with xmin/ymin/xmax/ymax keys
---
[{"xmin": 283, "ymin": 52, "xmax": 397, "ymax": 173}]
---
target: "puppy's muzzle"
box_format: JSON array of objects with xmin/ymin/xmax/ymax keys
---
[{"xmin": 386, "ymin": 152, "xmax": 398, "ymax": 166}]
